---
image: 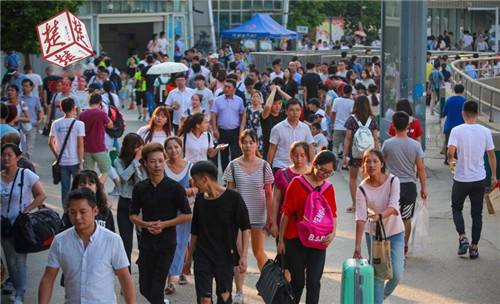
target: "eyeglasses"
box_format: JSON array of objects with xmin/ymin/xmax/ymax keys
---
[{"xmin": 316, "ymin": 166, "xmax": 334, "ymax": 177}]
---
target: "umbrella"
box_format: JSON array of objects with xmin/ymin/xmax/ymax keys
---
[
  {"xmin": 354, "ymin": 30, "xmax": 367, "ymax": 38},
  {"xmin": 146, "ymin": 62, "xmax": 188, "ymax": 75}
]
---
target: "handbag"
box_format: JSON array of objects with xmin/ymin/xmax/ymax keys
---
[
  {"xmin": 1, "ymin": 168, "xmax": 21, "ymax": 237},
  {"xmin": 12, "ymin": 205, "xmax": 63, "ymax": 253},
  {"xmin": 372, "ymin": 219, "xmax": 393, "ymax": 280},
  {"xmin": 256, "ymin": 255, "xmax": 295, "ymax": 304},
  {"xmin": 52, "ymin": 119, "xmax": 77, "ymax": 185}
]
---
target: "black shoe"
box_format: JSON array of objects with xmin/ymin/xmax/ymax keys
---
[
  {"xmin": 458, "ymin": 237, "xmax": 469, "ymax": 256},
  {"xmin": 469, "ymin": 246, "xmax": 479, "ymax": 259}
]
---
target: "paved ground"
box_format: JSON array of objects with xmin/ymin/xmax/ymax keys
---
[{"xmin": 3, "ymin": 106, "xmax": 500, "ymax": 303}]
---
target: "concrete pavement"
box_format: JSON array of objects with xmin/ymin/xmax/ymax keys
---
[{"xmin": 3, "ymin": 106, "xmax": 500, "ymax": 303}]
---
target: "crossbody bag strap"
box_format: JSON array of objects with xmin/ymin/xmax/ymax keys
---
[
  {"xmin": 56, "ymin": 119, "xmax": 77, "ymax": 165},
  {"xmin": 6, "ymin": 168, "xmax": 20, "ymax": 215},
  {"xmin": 18, "ymin": 169, "xmax": 25, "ymax": 214}
]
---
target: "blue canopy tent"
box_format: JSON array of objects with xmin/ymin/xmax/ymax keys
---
[{"xmin": 221, "ymin": 13, "xmax": 297, "ymax": 40}]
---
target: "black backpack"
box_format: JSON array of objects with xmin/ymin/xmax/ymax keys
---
[
  {"xmin": 105, "ymin": 95, "xmax": 126, "ymax": 138},
  {"xmin": 109, "ymin": 68, "xmax": 122, "ymax": 91}
]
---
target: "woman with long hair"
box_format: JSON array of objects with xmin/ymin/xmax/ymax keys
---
[
  {"xmin": 277, "ymin": 150, "xmax": 337, "ymax": 304},
  {"xmin": 343, "ymin": 95, "xmax": 379, "ymax": 213},
  {"xmin": 223, "ymin": 129, "xmax": 274, "ymax": 304},
  {"xmin": 388, "ymin": 99, "xmax": 423, "ymax": 142},
  {"xmin": 270, "ymin": 141, "xmax": 311, "ymax": 238},
  {"xmin": 353, "ymin": 149, "xmax": 405, "ymax": 304},
  {"xmin": 1, "ymin": 144, "xmax": 46, "ymax": 303},
  {"xmin": 163, "ymin": 137, "xmax": 198, "ymax": 294},
  {"xmin": 346, "ymin": 70, "xmax": 358, "ymax": 87},
  {"xmin": 178, "ymin": 113, "xmax": 225, "ymax": 164},
  {"xmin": 356, "ymin": 69, "xmax": 376, "ymax": 89},
  {"xmin": 368, "ymin": 84, "xmax": 381, "ymax": 117},
  {"xmin": 283, "ymin": 67, "xmax": 298, "ymax": 98},
  {"xmin": 246, "ymin": 91, "xmax": 264, "ymax": 152},
  {"xmin": 68, "ymin": 170, "xmax": 115, "ymax": 231},
  {"xmin": 114, "ymin": 133, "xmax": 147, "ymax": 267},
  {"xmin": 137, "ymin": 106, "xmax": 173, "ymax": 144}
]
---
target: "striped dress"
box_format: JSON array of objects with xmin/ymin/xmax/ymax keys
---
[{"xmin": 223, "ymin": 159, "xmax": 274, "ymax": 227}]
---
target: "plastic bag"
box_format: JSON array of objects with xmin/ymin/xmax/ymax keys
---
[{"xmin": 409, "ymin": 200, "xmax": 429, "ymax": 255}]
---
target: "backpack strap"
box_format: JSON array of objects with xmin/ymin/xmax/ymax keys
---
[
  {"xmin": 183, "ymin": 132, "xmax": 187, "ymax": 156},
  {"xmin": 364, "ymin": 117, "xmax": 372, "ymax": 128},
  {"xmin": 318, "ymin": 181, "xmax": 332, "ymax": 195},
  {"xmin": 297, "ymin": 176, "xmax": 315, "ymax": 192},
  {"xmin": 207, "ymin": 132, "xmax": 211, "ymax": 147},
  {"xmin": 353, "ymin": 114, "xmax": 363, "ymax": 128},
  {"xmin": 230, "ymin": 161, "xmax": 236, "ymax": 187}
]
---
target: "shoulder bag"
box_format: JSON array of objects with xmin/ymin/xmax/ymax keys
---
[{"xmin": 52, "ymin": 119, "xmax": 77, "ymax": 184}]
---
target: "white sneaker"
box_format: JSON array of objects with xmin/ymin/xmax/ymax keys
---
[
  {"xmin": 163, "ymin": 298, "xmax": 170, "ymax": 304},
  {"xmin": 233, "ymin": 292, "xmax": 244, "ymax": 304},
  {"xmin": 13, "ymin": 297, "xmax": 23, "ymax": 304}
]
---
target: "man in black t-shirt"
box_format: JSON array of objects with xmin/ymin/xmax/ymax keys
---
[
  {"xmin": 190, "ymin": 161, "xmax": 250, "ymax": 304},
  {"xmin": 301, "ymin": 62, "xmax": 322, "ymax": 102},
  {"xmin": 130, "ymin": 143, "xmax": 191, "ymax": 304},
  {"xmin": 42, "ymin": 66, "xmax": 62, "ymax": 108}
]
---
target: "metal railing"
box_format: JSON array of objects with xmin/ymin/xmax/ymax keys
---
[{"xmin": 450, "ymin": 56, "xmax": 500, "ymax": 122}]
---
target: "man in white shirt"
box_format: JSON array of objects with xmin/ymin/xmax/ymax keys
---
[
  {"xmin": 49, "ymin": 97, "xmax": 85, "ymax": 208},
  {"xmin": 194, "ymin": 75, "xmax": 214, "ymax": 113},
  {"xmin": 72, "ymin": 77, "xmax": 89, "ymax": 112},
  {"xmin": 331, "ymin": 85, "xmax": 354, "ymax": 159},
  {"xmin": 166, "ymin": 74, "xmax": 194, "ymax": 133},
  {"xmin": 38, "ymin": 188, "xmax": 135, "ymax": 304},
  {"xmin": 270, "ymin": 59, "xmax": 284, "ymax": 81},
  {"xmin": 158, "ymin": 31, "xmax": 169, "ymax": 55},
  {"xmin": 23, "ymin": 64, "xmax": 43, "ymax": 98},
  {"xmin": 267, "ymin": 98, "xmax": 315, "ymax": 172},
  {"xmin": 447, "ymin": 101, "xmax": 496, "ymax": 259}
]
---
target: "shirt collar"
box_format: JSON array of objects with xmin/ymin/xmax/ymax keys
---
[{"xmin": 72, "ymin": 222, "xmax": 101, "ymax": 244}]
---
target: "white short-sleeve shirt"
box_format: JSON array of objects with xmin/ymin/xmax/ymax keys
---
[
  {"xmin": 1, "ymin": 168, "xmax": 39, "ymax": 223},
  {"xmin": 50, "ymin": 118, "xmax": 85, "ymax": 166},
  {"xmin": 448, "ymin": 123, "xmax": 495, "ymax": 182},
  {"xmin": 47, "ymin": 225, "xmax": 129, "ymax": 304},
  {"xmin": 269, "ymin": 119, "xmax": 314, "ymax": 168},
  {"xmin": 184, "ymin": 131, "xmax": 214, "ymax": 163},
  {"xmin": 332, "ymin": 97, "xmax": 354, "ymax": 131},
  {"xmin": 165, "ymin": 87, "xmax": 195, "ymax": 125}
]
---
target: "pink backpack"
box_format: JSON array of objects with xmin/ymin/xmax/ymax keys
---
[{"xmin": 296, "ymin": 176, "xmax": 335, "ymax": 250}]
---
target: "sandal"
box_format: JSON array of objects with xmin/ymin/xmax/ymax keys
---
[
  {"xmin": 346, "ymin": 206, "xmax": 356, "ymax": 213},
  {"xmin": 164, "ymin": 283, "xmax": 176, "ymax": 295},
  {"xmin": 179, "ymin": 274, "xmax": 188, "ymax": 285}
]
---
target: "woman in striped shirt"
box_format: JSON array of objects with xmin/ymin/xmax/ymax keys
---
[{"xmin": 223, "ymin": 129, "xmax": 274, "ymax": 304}]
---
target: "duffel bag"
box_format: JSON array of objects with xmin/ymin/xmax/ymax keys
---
[
  {"xmin": 256, "ymin": 255, "xmax": 295, "ymax": 304},
  {"xmin": 12, "ymin": 206, "xmax": 63, "ymax": 253}
]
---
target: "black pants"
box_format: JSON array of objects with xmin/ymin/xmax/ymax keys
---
[
  {"xmin": 451, "ymin": 179, "xmax": 486, "ymax": 245},
  {"xmin": 285, "ymin": 238, "xmax": 326, "ymax": 304},
  {"xmin": 117, "ymin": 197, "xmax": 137, "ymax": 271},
  {"xmin": 137, "ymin": 245, "xmax": 176, "ymax": 304},
  {"xmin": 194, "ymin": 253, "xmax": 234, "ymax": 304},
  {"xmin": 219, "ymin": 128, "xmax": 241, "ymax": 171}
]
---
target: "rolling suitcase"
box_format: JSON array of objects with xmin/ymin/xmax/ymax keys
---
[{"xmin": 340, "ymin": 221, "xmax": 375, "ymax": 304}]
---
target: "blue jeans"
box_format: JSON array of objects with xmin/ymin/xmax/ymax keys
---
[
  {"xmin": 60, "ymin": 164, "xmax": 80, "ymax": 209},
  {"xmin": 366, "ymin": 232, "xmax": 405, "ymax": 304},
  {"xmin": 169, "ymin": 220, "xmax": 191, "ymax": 276},
  {"xmin": 145, "ymin": 91, "xmax": 154, "ymax": 117},
  {"xmin": 1, "ymin": 236, "xmax": 27, "ymax": 300}
]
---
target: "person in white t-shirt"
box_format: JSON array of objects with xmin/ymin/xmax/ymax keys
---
[
  {"xmin": 23, "ymin": 64, "xmax": 43, "ymax": 98},
  {"xmin": 158, "ymin": 31, "xmax": 169, "ymax": 55},
  {"xmin": 311, "ymin": 122, "xmax": 328, "ymax": 154},
  {"xmin": 165, "ymin": 74, "xmax": 195, "ymax": 134},
  {"xmin": 194, "ymin": 75, "xmax": 214, "ymax": 112},
  {"xmin": 270, "ymin": 59, "xmax": 284, "ymax": 81},
  {"xmin": 331, "ymin": 85, "xmax": 354, "ymax": 158},
  {"xmin": 447, "ymin": 101, "xmax": 496, "ymax": 259},
  {"xmin": 73, "ymin": 77, "xmax": 89, "ymax": 113},
  {"xmin": 49, "ymin": 97, "xmax": 85, "ymax": 208},
  {"xmin": 179, "ymin": 112, "xmax": 226, "ymax": 163}
]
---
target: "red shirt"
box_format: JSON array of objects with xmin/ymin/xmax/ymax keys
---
[
  {"xmin": 281, "ymin": 177, "xmax": 337, "ymax": 240},
  {"xmin": 388, "ymin": 117, "xmax": 423, "ymax": 140},
  {"xmin": 79, "ymin": 108, "xmax": 110, "ymax": 153}
]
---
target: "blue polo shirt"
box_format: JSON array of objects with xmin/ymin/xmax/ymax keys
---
[
  {"xmin": 443, "ymin": 95, "xmax": 465, "ymax": 133},
  {"xmin": 20, "ymin": 94, "xmax": 42, "ymax": 125}
]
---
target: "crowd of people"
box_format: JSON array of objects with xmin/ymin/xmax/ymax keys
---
[
  {"xmin": 0, "ymin": 44, "xmax": 496, "ymax": 304},
  {"xmin": 427, "ymin": 29, "xmax": 497, "ymax": 52}
]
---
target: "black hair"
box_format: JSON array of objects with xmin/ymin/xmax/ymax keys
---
[
  {"xmin": 175, "ymin": 73, "xmax": 186, "ymax": 80},
  {"xmin": 433, "ymin": 62, "xmax": 441, "ymax": 69},
  {"xmin": 0, "ymin": 103, "xmax": 9, "ymax": 120},
  {"xmin": 119, "ymin": 133, "xmax": 145, "ymax": 167},
  {"xmin": 71, "ymin": 170, "xmax": 107, "ymax": 212},
  {"xmin": 392, "ymin": 111, "xmax": 410, "ymax": 132},
  {"xmin": 224, "ymin": 78, "xmax": 237, "ymax": 88},
  {"xmin": 313, "ymin": 150, "xmax": 336, "ymax": 171},
  {"xmin": 368, "ymin": 84, "xmax": 379, "ymax": 107},
  {"xmin": 192, "ymin": 63, "xmax": 201, "ymax": 73},
  {"xmin": 1, "ymin": 143, "xmax": 22, "ymax": 157},
  {"xmin": 285, "ymin": 98, "xmax": 301, "ymax": 110},
  {"xmin": 354, "ymin": 83, "xmax": 367, "ymax": 92},
  {"xmin": 454, "ymin": 84, "xmax": 465, "ymax": 94},
  {"xmin": 61, "ymin": 98, "xmax": 76, "ymax": 113},
  {"xmin": 317, "ymin": 83, "xmax": 328, "ymax": 92},
  {"xmin": 104, "ymin": 59, "xmax": 112, "ymax": 67},
  {"xmin": 21, "ymin": 79, "xmax": 34, "ymax": 87},
  {"xmin": 362, "ymin": 149, "xmax": 386, "ymax": 174},
  {"xmin": 311, "ymin": 122, "xmax": 322, "ymax": 130},
  {"xmin": 190, "ymin": 160, "xmax": 218, "ymax": 181},
  {"xmin": 308, "ymin": 98, "xmax": 321, "ymax": 108},
  {"xmin": 66, "ymin": 188, "xmax": 97, "ymax": 209},
  {"xmin": 194, "ymin": 75, "xmax": 205, "ymax": 82},
  {"xmin": 463, "ymin": 101, "xmax": 478, "ymax": 114},
  {"xmin": 89, "ymin": 93, "xmax": 102, "ymax": 105},
  {"xmin": 97, "ymin": 66, "xmax": 107, "ymax": 73},
  {"xmin": 179, "ymin": 112, "xmax": 205, "ymax": 136},
  {"xmin": 306, "ymin": 62, "xmax": 315, "ymax": 70},
  {"xmin": 272, "ymin": 58, "xmax": 281, "ymax": 66},
  {"xmin": 343, "ymin": 84, "xmax": 352, "ymax": 95},
  {"xmin": 7, "ymin": 84, "xmax": 19, "ymax": 92},
  {"xmin": 244, "ymin": 77, "xmax": 254, "ymax": 87},
  {"xmin": 229, "ymin": 62, "xmax": 237, "ymax": 71},
  {"xmin": 396, "ymin": 99, "xmax": 413, "ymax": 116}
]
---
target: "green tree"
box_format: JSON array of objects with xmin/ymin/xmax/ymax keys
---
[
  {"xmin": 1, "ymin": 1, "xmax": 83, "ymax": 60},
  {"xmin": 287, "ymin": 0, "xmax": 328, "ymax": 34}
]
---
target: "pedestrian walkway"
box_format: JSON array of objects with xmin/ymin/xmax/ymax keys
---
[{"xmin": 5, "ymin": 108, "xmax": 500, "ymax": 304}]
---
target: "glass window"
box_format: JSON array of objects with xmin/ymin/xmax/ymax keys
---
[
  {"xmin": 264, "ymin": 0, "xmax": 273, "ymax": 9},
  {"xmin": 242, "ymin": 0, "xmax": 252, "ymax": 9},
  {"xmin": 253, "ymin": 0, "xmax": 263, "ymax": 9},
  {"xmin": 219, "ymin": 1, "xmax": 229, "ymax": 9},
  {"xmin": 231, "ymin": 13, "xmax": 241, "ymax": 24},
  {"xmin": 274, "ymin": 1, "xmax": 282, "ymax": 10},
  {"xmin": 212, "ymin": 0, "xmax": 218, "ymax": 10},
  {"xmin": 220, "ymin": 12, "xmax": 230, "ymax": 32},
  {"xmin": 231, "ymin": 0, "xmax": 241, "ymax": 10}
]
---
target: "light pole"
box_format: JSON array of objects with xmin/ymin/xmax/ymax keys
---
[{"xmin": 467, "ymin": 6, "xmax": 499, "ymax": 53}]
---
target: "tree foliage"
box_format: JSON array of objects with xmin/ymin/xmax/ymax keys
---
[
  {"xmin": 288, "ymin": 0, "xmax": 381, "ymax": 40},
  {"xmin": 1, "ymin": 1, "xmax": 83, "ymax": 55}
]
